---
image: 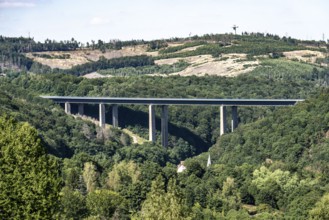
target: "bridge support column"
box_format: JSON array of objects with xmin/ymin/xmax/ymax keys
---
[
  {"xmin": 231, "ymin": 106, "xmax": 238, "ymax": 132},
  {"xmin": 99, "ymin": 103, "xmax": 105, "ymax": 128},
  {"xmin": 161, "ymin": 105, "xmax": 168, "ymax": 147},
  {"xmin": 78, "ymin": 104, "xmax": 84, "ymax": 116},
  {"xmin": 220, "ymin": 105, "xmax": 227, "ymax": 136},
  {"xmin": 65, "ymin": 102, "xmax": 71, "ymax": 114},
  {"xmin": 112, "ymin": 105, "xmax": 118, "ymax": 128},
  {"xmin": 149, "ymin": 104, "xmax": 156, "ymax": 142}
]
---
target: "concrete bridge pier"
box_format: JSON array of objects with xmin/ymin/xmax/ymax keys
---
[
  {"xmin": 112, "ymin": 105, "xmax": 118, "ymax": 127},
  {"xmin": 161, "ymin": 105, "xmax": 168, "ymax": 147},
  {"xmin": 65, "ymin": 102, "xmax": 71, "ymax": 114},
  {"xmin": 149, "ymin": 104, "xmax": 156, "ymax": 142},
  {"xmin": 78, "ymin": 104, "xmax": 84, "ymax": 115},
  {"xmin": 231, "ymin": 106, "xmax": 238, "ymax": 132},
  {"xmin": 99, "ymin": 103, "xmax": 105, "ymax": 128},
  {"xmin": 220, "ymin": 105, "xmax": 227, "ymax": 136}
]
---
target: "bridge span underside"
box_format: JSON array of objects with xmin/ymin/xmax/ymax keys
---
[{"xmin": 42, "ymin": 96, "xmax": 303, "ymax": 147}]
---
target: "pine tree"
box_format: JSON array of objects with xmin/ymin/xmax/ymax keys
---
[{"xmin": 0, "ymin": 116, "xmax": 61, "ymax": 219}]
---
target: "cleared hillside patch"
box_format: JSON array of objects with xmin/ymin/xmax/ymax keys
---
[
  {"xmin": 154, "ymin": 54, "xmax": 259, "ymax": 77},
  {"xmin": 25, "ymin": 45, "xmax": 158, "ymax": 69},
  {"xmin": 283, "ymin": 50, "xmax": 326, "ymax": 64},
  {"xmin": 248, "ymin": 58, "xmax": 323, "ymax": 81}
]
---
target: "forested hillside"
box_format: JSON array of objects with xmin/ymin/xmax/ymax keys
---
[
  {"xmin": 1, "ymin": 33, "xmax": 329, "ymax": 219},
  {"xmin": 3, "ymin": 70, "xmax": 325, "ymax": 162},
  {"xmin": 1, "ymin": 33, "xmax": 328, "ymax": 76}
]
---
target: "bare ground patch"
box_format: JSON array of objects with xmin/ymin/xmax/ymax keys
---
[
  {"xmin": 154, "ymin": 54, "xmax": 259, "ymax": 77},
  {"xmin": 283, "ymin": 50, "xmax": 326, "ymax": 64},
  {"xmin": 25, "ymin": 51, "xmax": 90, "ymax": 69},
  {"xmin": 25, "ymin": 45, "xmax": 158, "ymax": 69},
  {"xmin": 83, "ymin": 72, "xmax": 112, "ymax": 79}
]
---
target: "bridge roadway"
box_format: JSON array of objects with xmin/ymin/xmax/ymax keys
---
[{"xmin": 41, "ymin": 96, "xmax": 304, "ymax": 147}]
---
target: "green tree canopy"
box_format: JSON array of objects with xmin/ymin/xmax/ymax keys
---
[
  {"xmin": 140, "ymin": 176, "xmax": 188, "ymax": 220},
  {"xmin": 0, "ymin": 116, "xmax": 61, "ymax": 219},
  {"xmin": 107, "ymin": 160, "xmax": 141, "ymax": 191},
  {"xmin": 86, "ymin": 189, "xmax": 128, "ymax": 219},
  {"xmin": 309, "ymin": 193, "xmax": 329, "ymax": 220}
]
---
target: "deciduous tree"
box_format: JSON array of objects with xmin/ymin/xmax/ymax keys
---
[{"xmin": 0, "ymin": 116, "xmax": 61, "ymax": 219}]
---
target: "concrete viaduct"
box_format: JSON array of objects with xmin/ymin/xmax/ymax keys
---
[{"xmin": 41, "ymin": 96, "xmax": 303, "ymax": 147}]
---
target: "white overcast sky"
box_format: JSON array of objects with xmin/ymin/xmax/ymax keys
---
[{"xmin": 0, "ymin": 0, "xmax": 328, "ymax": 43}]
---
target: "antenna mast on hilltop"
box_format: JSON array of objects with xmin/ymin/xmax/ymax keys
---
[{"xmin": 232, "ymin": 25, "xmax": 239, "ymax": 35}]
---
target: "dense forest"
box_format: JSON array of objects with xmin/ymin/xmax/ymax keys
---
[{"xmin": 1, "ymin": 33, "xmax": 329, "ymax": 219}]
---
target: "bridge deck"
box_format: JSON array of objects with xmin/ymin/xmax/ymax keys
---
[{"xmin": 41, "ymin": 96, "xmax": 303, "ymax": 106}]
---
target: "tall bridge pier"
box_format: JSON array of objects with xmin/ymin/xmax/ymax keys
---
[
  {"xmin": 43, "ymin": 96, "xmax": 303, "ymax": 147},
  {"xmin": 149, "ymin": 105, "xmax": 156, "ymax": 142},
  {"xmin": 65, "ymin": 102, "xmax": 71, "ymax": 114},
  {"xmin": 231, "ymin": 106, "xmax": 238, "ymax": 132},
  {"xmin": 161, "ymin": 105, "xmax": 169, "ymax": 147},
  {"xmin": 78, "ymin": 104, "xmax": 84, "ymax": 115}
]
